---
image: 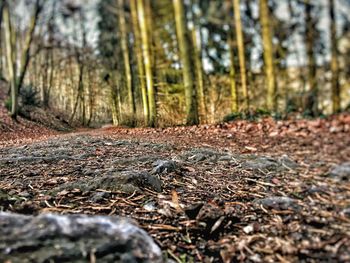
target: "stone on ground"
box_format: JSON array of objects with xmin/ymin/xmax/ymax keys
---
[
  {"xmin": 0, "ymin": 212, "xmax": 163, "ymax": 263},
  {"xmin": 51, "ymin": 171, "xmax": 162, "ymax": 195},
  {"xmin": 329, "ymin": 162, "xmax": 350, "ymax": 180},
  {"xmin": 256, "ymin": 196, "xmax": 300, "ymax": 211}
]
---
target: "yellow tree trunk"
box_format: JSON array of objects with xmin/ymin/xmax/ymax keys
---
[
  {"xmin": 233, "ymin": 0, "xmax": 249, "ymax": 111},
  {"xmin": 259, "ymin": 0, "xmax": 277, "ymax": 112},
  {"xmin": 329, "ymin": 0, "xmax": 340, "ymax": 113},
  {"xmin": 191, "ymin": 28, "xmax": 206, "ymax": 123},
  {"xmin": 0, "ymin": 2, "xmax": 4, "ymax": 76},
  {"xmin": 130, "ymin": 0, "xmax": 149, "ymax": 123},
  {"xmin": 117, "ymin": 0, "xmax": 136, "ymax": 121},
  {"xmin": 137, "ymin": 0, "xmax": 157, "ymax": 127},
  {"xmin": 173, "ymin": 0, "xmax": 199, "ymax": 125}
]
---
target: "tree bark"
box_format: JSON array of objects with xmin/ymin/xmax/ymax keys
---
[
  {"xmin": 173, "ymin": 0, "xmax": 199, "ymax": 125},
  {"xmin": 232, "ymin": 0, "xmax": 249, "ymax": 111},
  {"xmin": 191, "ymin": 27, "xmax": 206, "ymax": 123},
  {"xmin": 0, "ymin": 1, "xmax": 4, "ymax": 77},
  {"xmin": 3, "ymin": 1, "xmax": 17, "ymax": 118},
  {"xmin": 305, "ymin": 0, "xmax": 318, "ymax": 116},
  {"xmin": 228, "ymin": 33, "xmax": 238, "ymax": 113},
  {"xmin": 130, "ymin": 0, "xmax": 149, "ymax": 124},
  {"xmin": 137, "ymin": 0, "xmax": 157, "ymax": 127},
  {"xmin": 329, "ymin": 0, "xmax": 340, "ymax": 113},
  {"xmin": 17, "ymin": 0, "xmax": 42, "ymax": 94},
  {"xmin": 117, "ymin": 0, "xmax": 136, "ymax": 122},
  {"xmin": 259, "ymin": 0, "xmax": 277, "ymax": 112}
]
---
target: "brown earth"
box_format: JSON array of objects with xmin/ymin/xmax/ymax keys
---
[{"xmin": 1, "ymin": 114, "xmax": 350, "ymax": 262}]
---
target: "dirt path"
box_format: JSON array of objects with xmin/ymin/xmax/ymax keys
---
[{"xmin": 1, "ymin": 116, "xmax": 350, "ymax": 262}]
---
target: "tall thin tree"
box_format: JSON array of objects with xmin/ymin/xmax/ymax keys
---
[
  {"xmin": 232, "ymin": 0, "xmax": 249, "ymax": 110},
  {"xmin": 191, "ymin": 0, "xmax": 206, "ymax": 123},
  {"xmin": 226, "ymin": 0, "xmax": 238, "ymax": 113},
  {"xmin": 138, "ymin": 0, "xmax": 157, "ymax": 127},
  {"xmin": 260, "ymin": 0, "xmax": 277, "ymax": 112},
  {"xmin": 17, "ymin": 0, "xmax": 43, "ymax": 94},
  {"xmin": 3, "ymin": 0, "xmax": 17, "ymax": 118},
  {"xmin": 329, "ymin": 0, "xmax": 340, "ymax": 113},
  {"xmin": 117, "ymin": 0, "xmax": 136, "ymax": 122},
  {"xmin": 130, "ymin": 0, "xmax": 149, "ymax": 123},
  {"xmin": 173, "ymin": 0, "xmax": 199, "ymax": 125},
  {"xmin": 305, "ymin": 0, "xmax": 318, "ymax": 116}
]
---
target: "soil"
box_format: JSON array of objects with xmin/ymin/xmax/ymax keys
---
[{"xmin": 0, "ymin": 114, "xmax": 350, "ymax": 262}]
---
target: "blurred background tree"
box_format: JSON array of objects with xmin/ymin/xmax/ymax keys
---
[{"xmin": 0, "ymin": 0, "xmax": 349, "ymax": 126}]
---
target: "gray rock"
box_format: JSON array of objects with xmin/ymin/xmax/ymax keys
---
[
  {"xmin": 243, "ymin": 155, "xmax": 297, "ymax": 172},
  {"xmin": 91, "ymin": 191, "xmax": 111, "ymax": 203},
  {"xmin": 278, "ymin": 155, "xmax": 298, "ymax": 169},
  {"xmin": 329, "ymin": 162, "xmax": 350, "ymax": 180},
  {"xmin": 306, "ymin": 185, "xmax": 328, "ymax": 194},
  {"xmin": 113, "ymin": 156, "xmax": 159, "ymax": 166},
  {"xmin": 118, "ymin": 171, "xmax": 162, "ymax": 193},
  {"xmin": 256, "ymin": 196, "xmax": 300, "ymax": 211},
  {"xmin": 0, "ymin": 155, "xmax": 83, "ymax": 164},
  {"xmin": 152, "ymin": 160, "xmax": 178, "ymax": 174},
  {"xmin": 341, "ymin": 208, "xmax": 350, "ymax": 217},
  {"xmin": 243, "ymin": 156, "xmax": 279, "ymax": 170},
  {"xmin": 182, "ymin": 148, "xmax": 229, "ymax": 163},
  {"xmin": 0, "ymin": 212, "xmax": 163, "ymax": 263},
  {"xmin": 51, "ymin": 172, "xmax": 162, "ymax": 195}
]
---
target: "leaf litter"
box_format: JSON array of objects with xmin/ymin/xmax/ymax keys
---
[{"xmin": 0, "ymin": 114, "xmax": 350, "ymax": 262}]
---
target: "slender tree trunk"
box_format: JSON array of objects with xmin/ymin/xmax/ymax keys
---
[
  {"xmin": 70, "ymin": 63, "xmax": 84, "ymax": 124},
  {"xmin": 46, "ymin": 48, "xmax": 54, "ymax": 107},
  {"xmin": 130, "ymin": 0, "xmax": 149, "ymax": 124},
  {"xmin": 0, "ymin": 1, "xmax": 4, "ymax": 77},
  {"xmin": 191, "ymin": 27, "xmax": 206, "ymax": 123},
  {"xmin": 43, "ymin": 1, "xmax": 56, "ymax": 108},
  {"xmin": 233, "ymin": 0, "xmax": 249, "ymax": 110},
  {"xmin": 226, "ymin": 0, "xmax": 238, "ymax": 113},
  {"xmin": 305, "ymin": 0, "xmax": 318, "ymax": 116},
  {"xmin": 105, "ymin": 74, "xmax": 120, "ymax": 126},
  {"xmin": 117, "ymin": 0, "xmax": 136, "ymax": 121},
  {"xmin": 173, "ymin": 0, "xmax": 199, "ymax": 125},
  {"xmin": 87, "ymin": 67, "xmax": 94, "ymax": 126},
  {"xmin": 138, "ymin": 0, "xmax": 157, "ymax": 127},
  {"xmin": 70, "ymin": 11, "xmax": 87, "ymax": 125},
  {"xmin": 228, "ymin": 33, "xmax": 238, "ymax": 113},
  {"xmin": 110, "ymin": 93, "xmax": 119, "ymax": 126},
  {"xmin": 17, "ymin": 0, "xmax": 42, "ymax": 94},
  {"xmin": 329, "ymin": 0, "xmax": 340, "ymax": 113},
  {"xmin": 3, "ymin": 2, "xmax": 17, "ymax": 118},
  {"xmin": 260, "ymin": 0, "xmax": 277, "ymax": 112}
]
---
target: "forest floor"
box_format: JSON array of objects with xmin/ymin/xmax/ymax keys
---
[{"xmin": 0, "ymin": 114, "xmax": 350, "ymax": 262}]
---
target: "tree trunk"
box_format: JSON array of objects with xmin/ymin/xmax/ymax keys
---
[
  {"xmin": 305, "ymin": 0, "xmax": 318, "ymax": 116},
  {"xmin": 117, "ymin": 0, "xmax": 136, "ymax": 122},
  {"xmin": 191, "ymin": 27, "xmax": 206, "ymax": 123},
  {"xmin": 329, "ymin": 0, "xmax": 340, "ymax": 113},
  {"xmin": 260, "ymin": 0, "xmax": 277, "ymax": 112},
  {"xmin": 43, "ymin": 0, "xmax": 56, "ymax": 108},
  {"xmin": 0, "ymin": 1, "xmax": 4, "ymax": 77},
  {"xmin": 228, "ymin": 32, "xmax": 238, "ymax": 113},
  {"xmin": 232, "ymin": 0, "xmax": 249, "ymax": 111},
  {"xmin": 3, "ymin": 1, "xmax": 17, "ymax": 118},
  {"xmin": 173, "ymin": 0, "xmax": 199, "ymax": 125},
  {"xmin": 137, "ymin": 0, "xmax": 157, "ymax": 127},
  {"xmin": 17, "ymin": 0, "xmax": 42, "ymax": 94},
  {"xmin": 69, "ymin": 63, "xmax": 84, "ymax": 124},
  {"xmin": 130, "ymin": 0, "xmax": 149, "ymax": 124}
]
